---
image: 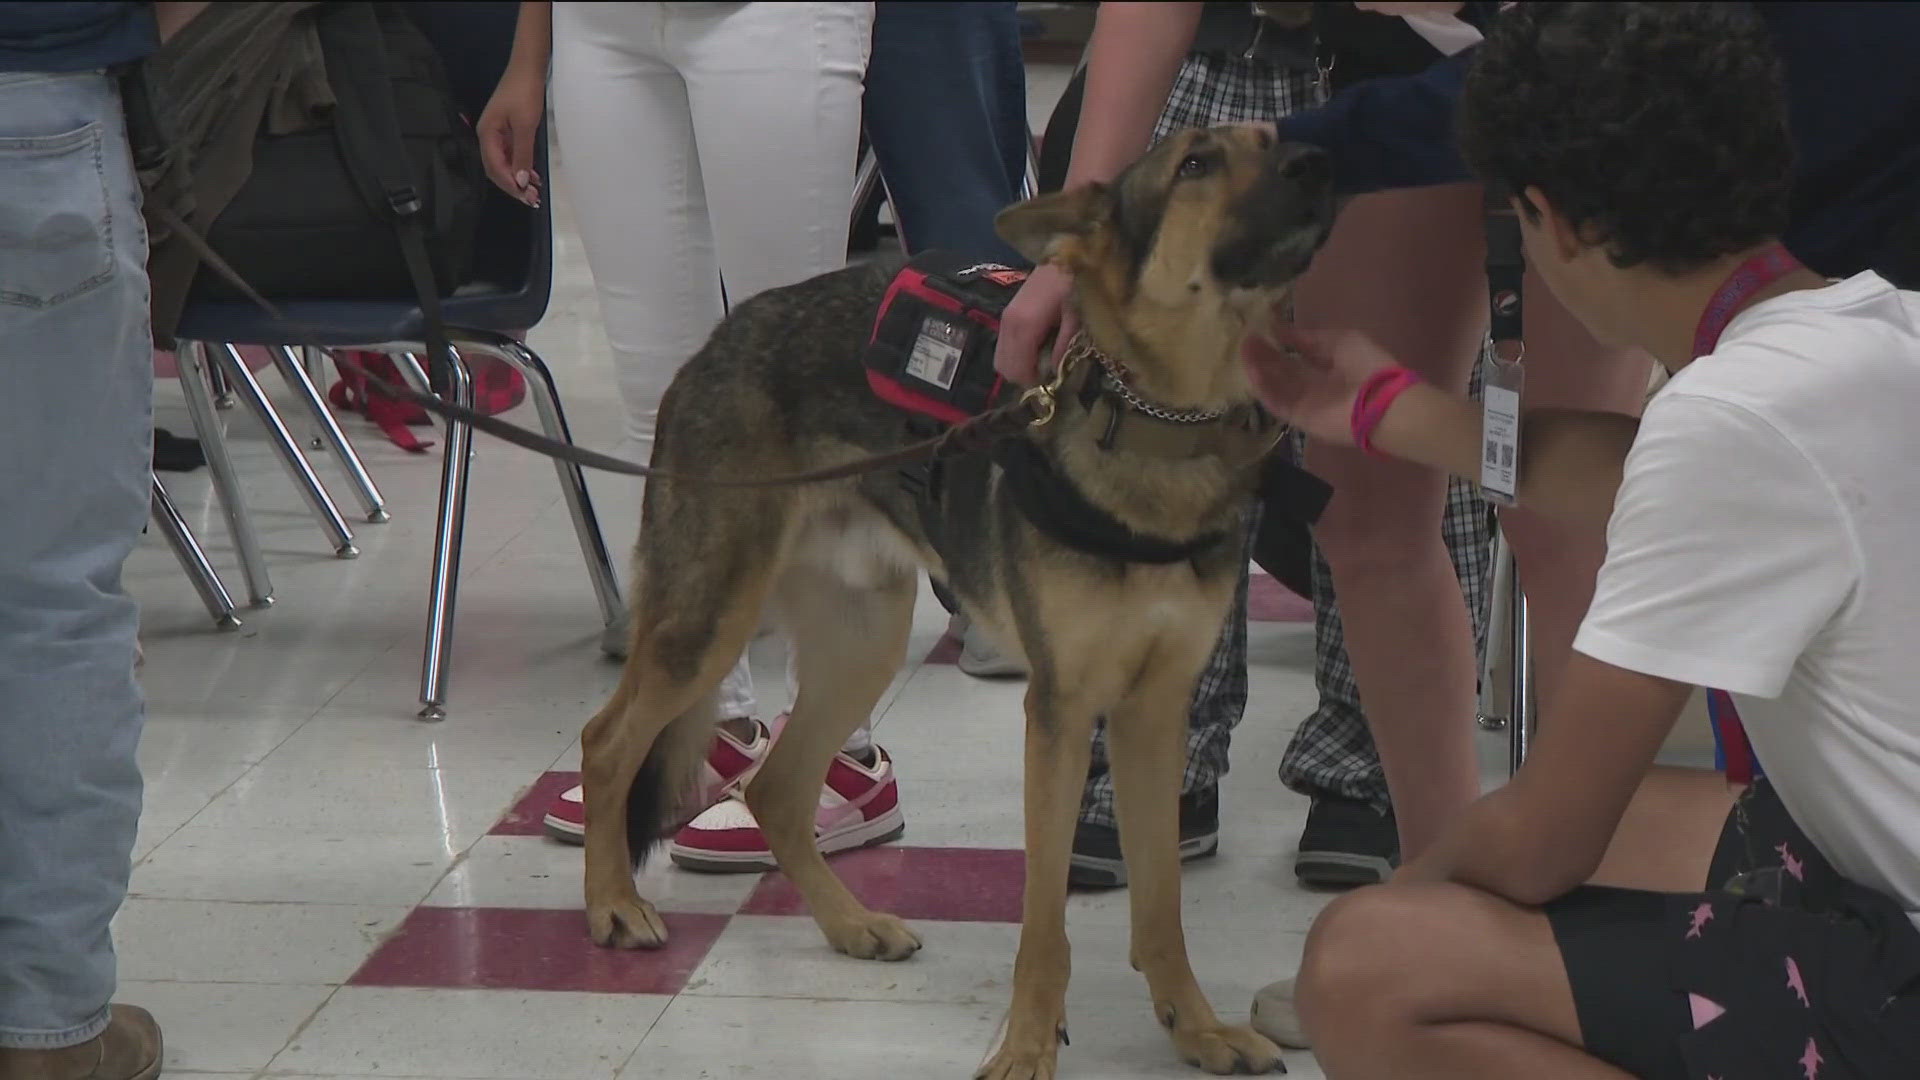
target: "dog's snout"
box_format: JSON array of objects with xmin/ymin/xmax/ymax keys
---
[{"xmin": 1277, "ymin": 144, "xmax": 1330, "ymax": 187}]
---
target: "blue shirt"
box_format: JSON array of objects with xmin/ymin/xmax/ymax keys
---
[
  {"xmin": 0, "ymin": 2, "xmax": 156, "ymax": 73},
  {"xmin": 1278, "ymin": 3, "xmax": 1920, "ymax": 278}
]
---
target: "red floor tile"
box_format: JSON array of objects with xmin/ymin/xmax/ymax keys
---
[
  {"xmin": 741, "ymin": 846, "xmax": 1024, "ymax": 923},
  {"xmin": 1248, "ymin": 573, "xmax": 1313, "ymax": 623},
  {"xmin": 493, "ymin": 771, "xmax": 578, "ymax": 836},
  {"xmin": 350, "ymin": 906, "xmax": 731, "ymax": 994}
]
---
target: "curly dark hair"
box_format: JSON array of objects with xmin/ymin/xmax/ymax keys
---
[{"xmin": 1459, "ymin": 2, "xmax": 1794, "ymax": 274}]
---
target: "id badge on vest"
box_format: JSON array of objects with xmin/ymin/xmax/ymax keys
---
[{"xmin": 1480, "ymin": 351, "xmax": 1523, "ymax": 506}]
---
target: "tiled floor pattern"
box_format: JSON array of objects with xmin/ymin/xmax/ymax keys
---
[
  {"xmin": 127, "ymin": 367, "xmax": 1368, "ymax": 1080},
  {"xmin": 107, "ymin": 59, "xmax": 1548, "ymax": 1080}
]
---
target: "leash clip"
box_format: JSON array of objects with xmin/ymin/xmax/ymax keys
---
[{"xmin": 1021, "ymin": 348, "xmax": 1079, "ymax": 429}]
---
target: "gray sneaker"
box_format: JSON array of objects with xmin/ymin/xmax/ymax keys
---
[{"xmin": 955, "ymin": 619, "xmax": 1027, "ymax": 680}]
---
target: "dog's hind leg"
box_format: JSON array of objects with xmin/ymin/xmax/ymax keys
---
[
  {"xmin": 1107, "ymin": 641, "xmax": 1282, "ymax": 1075},
  {"xmin": 741, "ymin": 564, "xmax": 921, "ymax": 961},
  {"xmin": 580, "ymin": 661, "xmax": 701, "ymax": 949},
  {"xmin": 582, "ymin": 529, "xmax": 785, "ymax": 950}
]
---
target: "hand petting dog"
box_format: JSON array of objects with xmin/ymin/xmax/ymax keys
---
[{"xmin": 1242, "ymin": 322, "xmax": 1398, "ymax": 449}]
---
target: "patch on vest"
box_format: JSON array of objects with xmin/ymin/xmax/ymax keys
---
[{"xmin": 863, "ymin": 253, "xmax": 1028, "ymax": 426}]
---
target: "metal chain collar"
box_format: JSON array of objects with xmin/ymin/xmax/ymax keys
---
[{"xmin": 1065, "ymin": 336, "xmax": 1229, "ymax": 425}]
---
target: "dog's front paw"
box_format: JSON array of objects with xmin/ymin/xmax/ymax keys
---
[
  {"xmin": 1171, "ymin": 1023, "xmax": 1284, "ymax": 1075},
  {"xmin": 975, "ymin": 1021, "xmax": 1068, "ymax": 1080},
  {"xmin": 822, "ymin": 910, "xmax": 922, "ymax": 961},
  {"xmin": 587, "ymin": 895, "xmax": 669, "ymax": 950}
]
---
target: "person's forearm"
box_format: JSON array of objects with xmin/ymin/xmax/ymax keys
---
[
  {"xmin": 1396, "ymin": 787, "xmax": 1595, "ymax": 905},
  {"xmin": 1276, "ymin": 48, "xmax": 1474, "ymax": 195},
  {"xmin": 1399, "ymin": 655, "xmax": 1692, "ymax": 905},
  {"xmin": 506, "ymin": 1, "xmax": 553, "ymax": 80},
  {"xmin": 1371, "ymin": 384, "xmax": 1638, "ymax": 532},
  {"xmin": 1063, "ymin": 3, "xmax": 1203, "ymax": 188}
]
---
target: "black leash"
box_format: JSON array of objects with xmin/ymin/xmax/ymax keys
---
[{"xmin": 334, "ymin": 351, "xmax": 1062, "ymax": 488}]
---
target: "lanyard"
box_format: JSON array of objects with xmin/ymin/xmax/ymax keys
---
[
  {"xmin": 1692, "ymin": 243, "xmax": 1804, "ymax": 357},
  {"xmin": 1688, "ymin": 243, "xmax": 1804, "ymax": 787}
]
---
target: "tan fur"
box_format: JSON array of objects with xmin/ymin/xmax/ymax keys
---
[{"xmin": 579, "ymin": 125, "xmax": 1333, "ymax": 1077}]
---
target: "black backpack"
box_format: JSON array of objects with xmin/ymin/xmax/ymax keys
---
[
  {"xmin": 133, "ymin": 2, "xmax": 483, "ymax": 379},
  {"xmin": 185, "ymin": 5, "xmax": 481, "ymax": 305}
]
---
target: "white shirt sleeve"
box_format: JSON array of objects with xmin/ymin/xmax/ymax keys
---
[{"xmin": 1573, "ymin": 393, "xmax": 1858, "ymax": 698}]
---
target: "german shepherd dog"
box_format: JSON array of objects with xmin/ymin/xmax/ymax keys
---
[{"xmin": 579, "ymin": 124, "xmax": 1335, "ymax": 1078}]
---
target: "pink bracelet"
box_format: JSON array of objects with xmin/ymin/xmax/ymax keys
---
[{"xmin": 1349, "ymin": 366, "xmax": 1423, "ymax": 457}]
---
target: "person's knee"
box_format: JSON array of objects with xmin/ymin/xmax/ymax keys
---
[{"xmin": 1297, "ymin": 885, "xmax": 1437, "ymax": 1035}]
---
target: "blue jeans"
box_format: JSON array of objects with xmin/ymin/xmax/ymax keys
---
[
  {"xmin": 862, "ymin": 0, "xmax": 1028, "ymax": 264},
  {"xmin": 0, "ymin": 69, "xmax": 152, "ymax": 1050}
]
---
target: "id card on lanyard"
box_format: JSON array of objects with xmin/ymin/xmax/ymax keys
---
[
  {"xmin": 1481, "ymin": 189, "xmax": 1526, "ymax": 506},
  {"xmin": 1481, "ymin": 351, "xmax": 1524, "ymax": 505}
]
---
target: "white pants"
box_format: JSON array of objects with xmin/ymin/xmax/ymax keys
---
[{"xmin": 552, "ymin": 1, "xmax": 873, "ymax": 729}]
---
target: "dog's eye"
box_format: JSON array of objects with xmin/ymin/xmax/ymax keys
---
[{"xmin": 1177, "ymin": 154, "xmax": 1211, "ymax": 180}]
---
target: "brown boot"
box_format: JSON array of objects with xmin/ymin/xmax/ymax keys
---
[{"xmin": 0, "ymin": 1006, "xmax": 162, "ymax": 1080}]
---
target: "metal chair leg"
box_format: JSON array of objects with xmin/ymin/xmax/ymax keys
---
[
  {"xmin": 1477, "ymin": 529, "xmax": 1511, "ymax": 729},
  {"xmin": 852, "ymin": 144, "xmax": 886, "ymax": 241},
  {"xmin": 1505, "ymin": 534, "xmax": 1535, "ymax": 775},
  {"xmin": 1475, "ymin": 524, "xmax": 1535, "ymax": 775},
  {"xmin": 215, "ymin": 343, "xmax": 359, "ymax": 558},
  {"xmin": 417, "ymin": 346, "xmax": 475, "ymax": 721},
  {"xmin": 301, "ymin": 347, "xmax": 329, "ymax": 450},
  {"xmin": 271, "ymin": 344, "xmax": 389, "ymax": 523},
  {"xmin": 152, "ymin": 476, "xmax": 243, "ymax": 630},
  {"xmin": 294, "ymin": 348, "xmax": 327, "ymax": 451},
  {"xmin": 395, "ymin": 352, "xmax": 434, "ymax": 397},
  {"xmin": 452, "ymin": 330, "xmax": 624, "ymax": 631},
  {"xmin": 208, "ymin": 358, "xmax": 236, "ymax": 409},
  {"xmin": 1022, "ymin": 126, "xmax": 1041, "ymax": 202},
  {"xmin": 176, "ymin": 342, "xmax": 274, "ymax": 607}
]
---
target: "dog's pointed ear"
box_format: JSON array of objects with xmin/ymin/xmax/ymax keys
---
[{"xmin": 995, "ymin": 184, "xmax": 1116, "ymax": 266}]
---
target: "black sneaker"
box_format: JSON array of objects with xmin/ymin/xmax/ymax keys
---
[
  {"xmin": 153, "ymin": 427, "xmax": 206, "ymax": 473},
  {"xmin": 1068, "ymin": 785, "xmax": 1220, "ymax": 889},
  {"xmin": 1293, "ymin": 795, "xmax": 1399, "ymax": 887}
]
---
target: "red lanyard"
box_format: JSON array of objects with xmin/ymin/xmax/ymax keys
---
[
  {"xmin": 1687, "ymin": 243, "xmax": 1804, "ymax": 788},
  {"xmin": 1692, "ymin": 243, "xmax": 1804, "ymax": 357}
]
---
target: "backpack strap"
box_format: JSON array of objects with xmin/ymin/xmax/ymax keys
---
[{"xmin": 315, "ymin": 4, "xmax": 460, "ymax": 398}]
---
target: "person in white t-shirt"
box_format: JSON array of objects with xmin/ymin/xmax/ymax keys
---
[{"xmin": 1240, "ymin": 4, "xmax": 1920, "ymax": 1078}]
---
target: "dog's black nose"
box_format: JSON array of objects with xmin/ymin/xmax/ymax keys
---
[{"xmin": 1276, "ymin": 143, "xmax": 1331, "ymax": 188}]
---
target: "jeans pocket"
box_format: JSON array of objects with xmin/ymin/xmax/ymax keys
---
[{"xmin": 0, "ymin": 121, "xmax": 116, "ymax": 310}]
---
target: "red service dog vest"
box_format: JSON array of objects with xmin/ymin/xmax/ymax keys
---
[{"xmin": 863, "ymin": 252, "xmax": 1028, "ymax": 426}]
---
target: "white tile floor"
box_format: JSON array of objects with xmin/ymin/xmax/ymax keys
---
[{"xmin": 112, "ymin": 60, "xmax": 1556, "ymax": 1080}]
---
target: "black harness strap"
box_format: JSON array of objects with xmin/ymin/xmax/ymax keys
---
[{"xmin": 991, "ymin": 438, "xmax": 1229, "ymax": 566}]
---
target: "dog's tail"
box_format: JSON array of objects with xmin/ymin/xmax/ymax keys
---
[{"xmin": 624, "ymin": 688, "xmax": 721, "ymax": 869}]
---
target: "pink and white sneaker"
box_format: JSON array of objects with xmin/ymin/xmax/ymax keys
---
[
  {"xmin": 542, "ymin": 719, "xmax": 772, "ymax": 844},
  {"xmin": 668, "ymin": 745, "xmax": 905, "ymax": 873}
]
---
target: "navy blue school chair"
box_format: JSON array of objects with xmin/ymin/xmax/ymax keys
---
[{"xmin": 175, "ymin": 2, "xmax": 622, "ymax": 719}]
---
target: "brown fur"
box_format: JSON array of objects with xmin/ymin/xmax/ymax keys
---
[{"xmin": 578, "ymin": 126, "xmax": 1335, "ymax": 1078}]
